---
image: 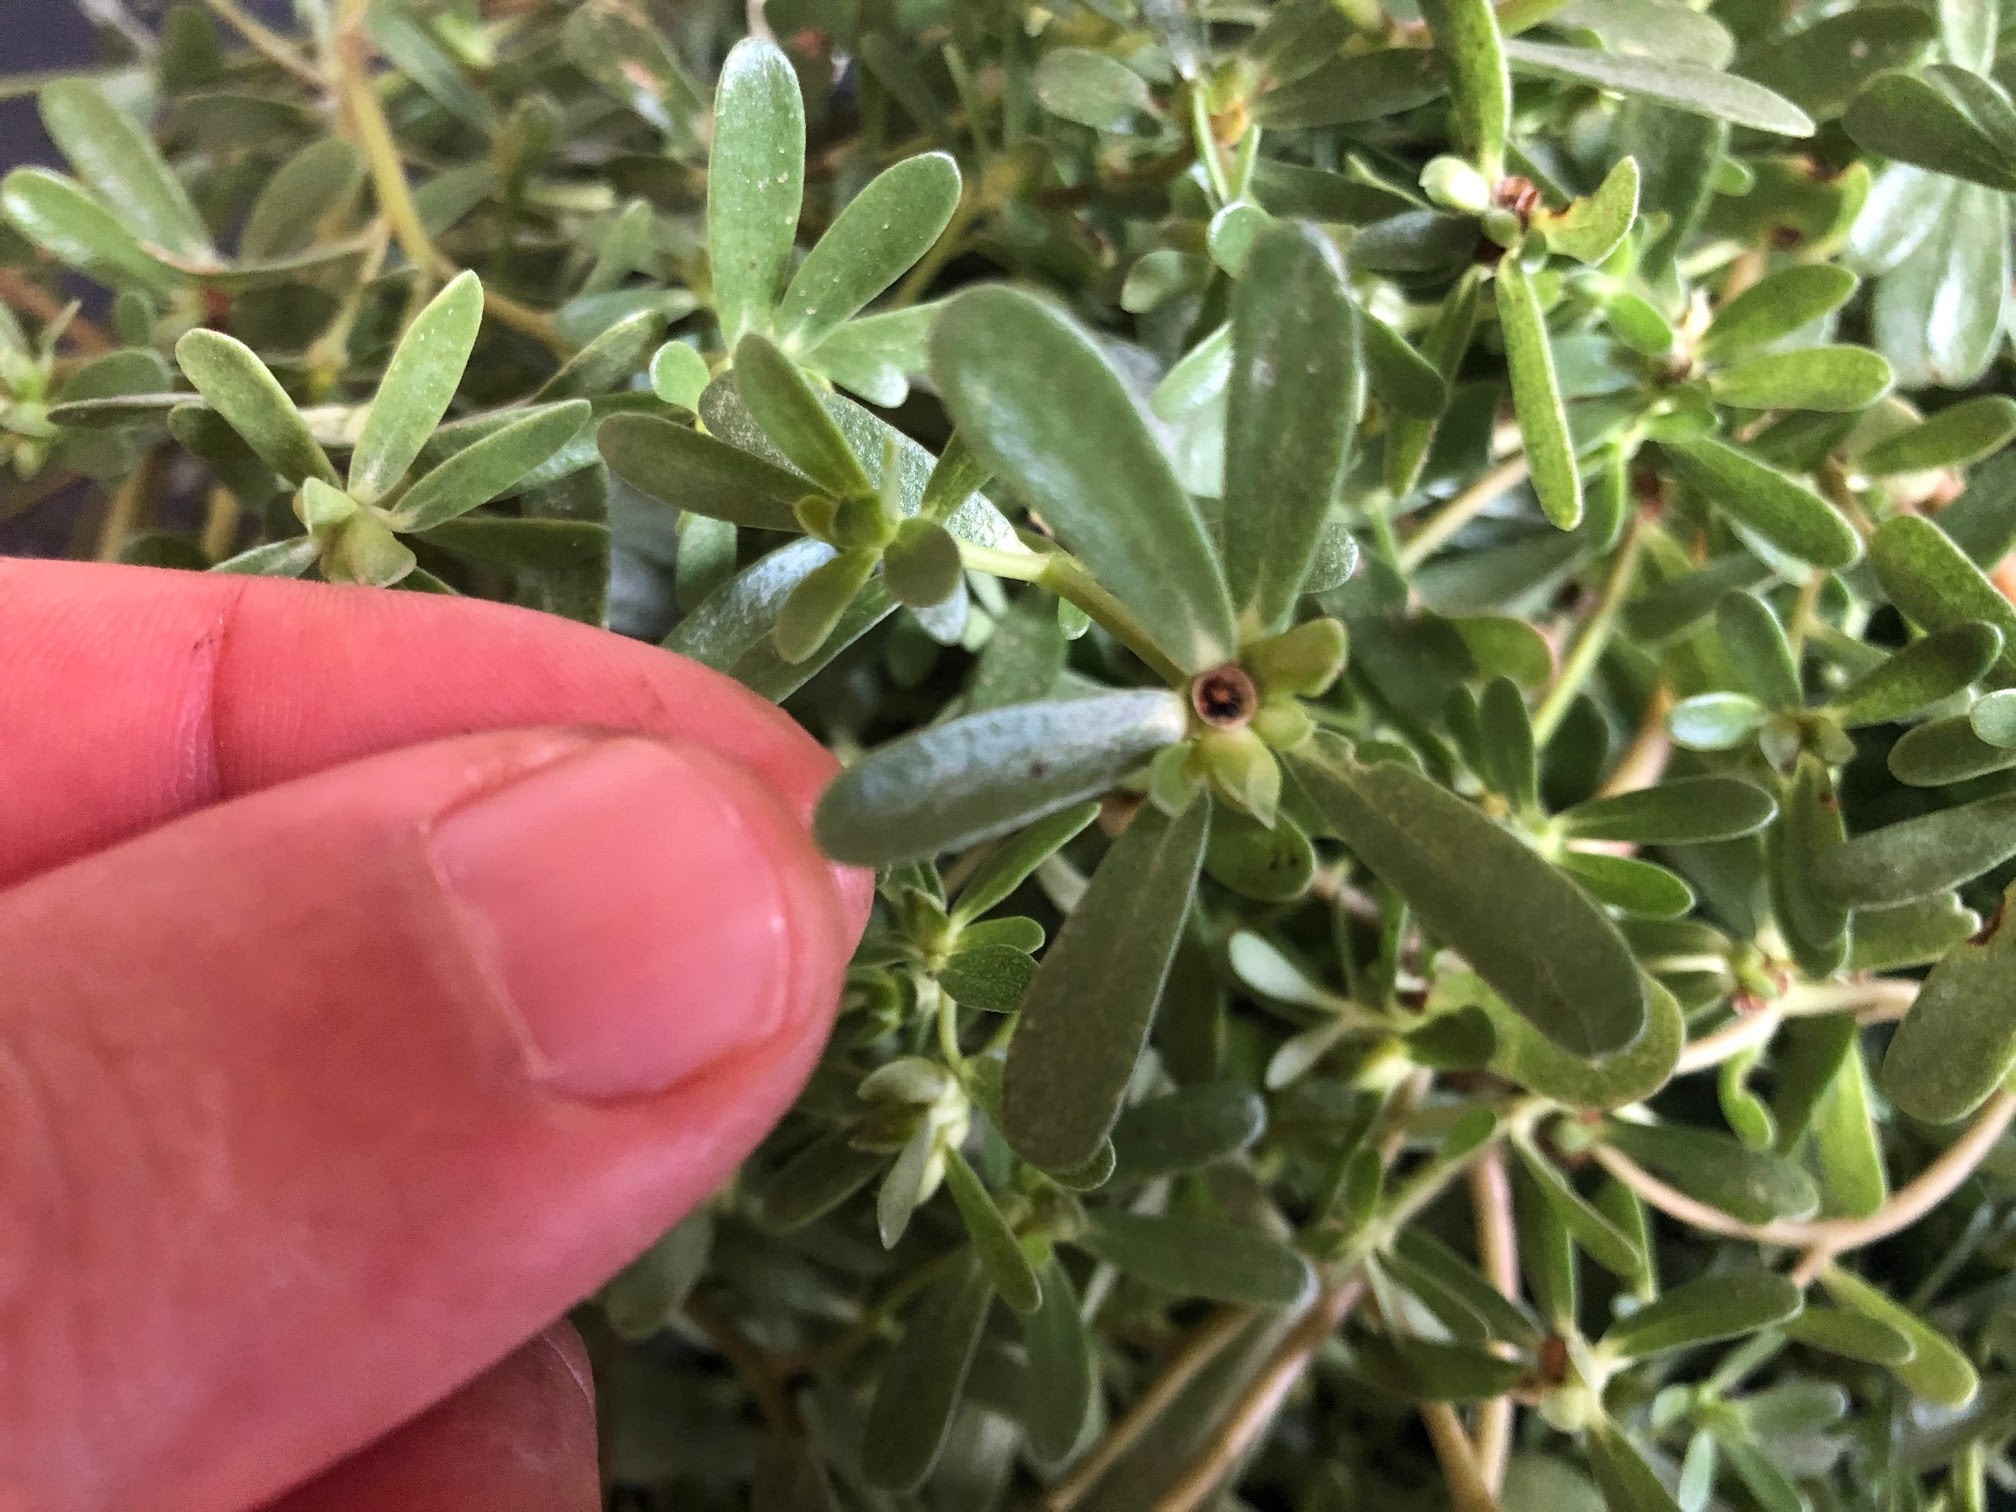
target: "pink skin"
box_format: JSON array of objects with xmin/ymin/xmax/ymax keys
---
[{"xmin": 0, "ymin": 562, "xmax": 871, "ymax": 1511}]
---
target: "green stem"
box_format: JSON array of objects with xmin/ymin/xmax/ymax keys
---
[
  {"xmin": 200, "ymin": 0, "xmax": 326, "ymax": 86},
  {"xmin": 959, "ymin": 541, "xmax": 1192, "ymax": 688},
  {"xmin": 1189, "ymin": 89, "xmax": 1234, "ymax": 206},
  {"xmin": 1531, "ymin": 514, "xmax": 1648, "ymax": 746},
  {"xmin": 1396, "ymin": 452, "xmax": 1530, "ymax": 571}
]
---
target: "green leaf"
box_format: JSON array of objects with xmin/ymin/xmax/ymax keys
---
[
  {"xmin": 348, "ymin": 270, "xmax": 482, "ymax": 505},
  {"xmin": 1708, "ymin": 346, "xmax": 1894, "ymax": 413},
  {"xmin": 1701, "ymin": 265, "xmax": 1859, "ymax": 360},
  {"xmin": 1782, "ymin": 1306, "xmax": 1916, "ymax": 1367},
  {"xmin": 0, "ymin": 168, "xmax": 184, "ymax": 299},
  {"xmin": 1717, "ymin": 590, "xmax": 1802, "ymax": 710},
  {"xmin": 1512, "ymin": 1138, "xmax": 1646, "ymax": 1278},
  {"xmin": 1504, "ymin": 39, "xmax": 1815, "ymax": 135},
  {"xmin": 1112, "ymin": 1083, "xmax": 1266, "ymax": 1179},
  {"xmin": 1291, "ymin": 735, "xmax": 1648, "ymax": 1057},
  {"xmin": 1771, "ymin": 753, "xmax": 1852, "ymax": 977},
  {"xmin": 1077, "ymin": 1213, "xmax": 1315, "ymax": 1307},
  {"xmin": 562, "ymin": 0, "xmax": 705, "ymax": 144},
  {"xmin": 1842, "ymin": 64, "xmax": 2016, "ymax": 193},
  {"xmin": 665, "ymin": 538, "xmax": 892, "ymax": 699},
  {"xmin": 953, "ymin": 803, "xmax": 1100, "ymax": 921},
  {"xmin": 1032, "ymin": 48, "xmax": 1154, "ymax": 131},
  {"xmin": 1587, "ymin": 1421, "xmax": 1683, "ymax": 1512},
  {"xmin": 535, "ymin": 307, "xmax": 666, "ymax": 402},
  {"xmin": 775, "ymin": 549, "xmax": 878, "ymax": 663},
  {"xmin": 1850, "ymin": 891, "xmax": 1982, "ymax": 968},
  {"xmin": 242, "ymin": 139, "xmax": 365, "ymax": 262},
  {"xmin": 1253, "ymin": 48, "xmax": 1451, "ymax": 129},
  {"xmin": 1539, "ymin": 157, "xmax": 1640, "ymax": 265},
  {"xmin": 883, "ymin": 517, "xmax": 961, "ymax": 609},
  {"xmin": 649, "ymin": 342, "xmax": 711, "ymax": 410},
  {"xmin": 1870, "ymin": 515, "xmax": 2016, "ymax": 683},
  {"xmin": 1600, "ymin": 1268, "xmax": 1802, "ymax": 1358},
  {"xmin": 1450, "ymin": 969, "xmax": 1680, "ymax": 1107},
  {"xmin": 1744, "ymin": 5, "xmax": 1937, "ymax": 121},
  {"xmin": 1003, "ymin": 797, "xmax": 1210, "ymax": 1170},
  {"xmin": 776, "ymin": 153, "xmax": 960, "ymax": 352},
  {"xmin": 1832, "ymin": 623, "xmax": 2003, "ymax": 726},
  {"xmin": 1882, "ymin": 882, "xmax": 2016, "ymax": 1122},
  {"xmin": 1976, "ymin": 689, "xmax": 2016, "ymax": 745},
  {"xmin": 941, "ymin": 1148, "xmax": 1041, "ymax": 1313},
  {"xmin": 174, "ymin": 328, "xmax": 337, "ymax": 487},
  {"xmin": 708, "ymin": 37, "xmax": 805, "ymax": 344},
  {"xmin": 1496, "ymin": 256, "xmax": 1583, "ymax": 530},
  {"xmin": 754, "ymin": 1128, "xmax": 884, "ymax": 1231},
  {"xmin": 1820, "ymin": 1263, "xmax": 1978, "ymax": 1407},
  {"xmin": 1818, "ymin": 790, "xmax": 2016, "ymax": 906},
  {"xmin": 815, "ymin": 691, "xmax": 1185, "ymax": 866},
  {"xmin": 1602, "ymin": 1120, "xmax": 1821, "ymax": 1222},
  {"xmin": 212, "ymin": 535, "xmax": 318, "ymax": 577},
  {"xmin": 938, "ymin": 944, "xmax": 1036, "ymax": 1012},
  {"xmin": 1206, "ymin": 808, "xmax": 1317, "ymax": 902},
  {"xmin": 1559, "ymin": 776, "xmax": 1777, "ymax": 844},
  {"xmin": 1362, "ymin": 312, "xmax": 1450, "ymax": 422},
  {"xmin": 1664, "ymin": 436, "xmax": 1861, "ymax": 569},
  {"xmin": 859, "ymin": 1251, "xmax": 994, "ymax": 1491},
  {"xmin": 933, "ymin": 287, "xmax": 1236, "ymax": 674},
  {"xmin": 1389, "ymin": 1228, "xmax": 1543, "ymax": 1348},
  {"xmin": 1020, "ymin": 1258, "xmax": 1096, "ymax": 1462},
  {"xmin": 1811, "ymin": 1032, "xmax": 1887, "ymax": 1217},
  {"xmin": 414, "ymin": 517, "xmax": 609, "ymax": 570},
  {"xmin": 733, "ymin": 334, "xmax": 873, "ymax": 500},
  {"xmin": 1421, "ymin": 0, "xmax": 1512, "ymax": 177},
  {"xmin": 1667, "ymin": 691, "xmax": 1767, "ymax": 749},
  {"xmin": 1224, "ymin": 221, "xmax": 1363, "ymax": 631},
  {"xmin": 388, "ymin": 401, "xmax": 591, "ymax": 530},
  {"xmin": 1349, "ymin": 1336, "xmax": 1528, "ymax": 1400},
  {"xmin": 1860, "ymin": 396, "xmax": 2016, "ymax": 475},
  {"xmin": 1558, "ymin": 850, "xmax": 1696, "ymax": 918},
  {"xmin": 598, "ymin": 412, "xmax": 806, "ymax": 530},
  {"xmin": 40, "ymin": 80, "xmax": 213, "ymax": 261}
]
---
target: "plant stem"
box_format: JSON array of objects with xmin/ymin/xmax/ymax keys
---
[
  {"xmin": 892, "ymin": 190, "xmax": 979, "ymax": 309},
  {"xmin": 1397, "ymin": 453, "xmax": 1531, "ymax": 571},
  {"xmin": 1421, "ymin": 1402, "xmax": 1503, "ymax": 1512},
  {"xmin": 1044, "ymin": 1304, "xmax": 1254, "ymax": 1512},
  {"xmin": 0, "ymin": 269, "xmax": 111, "ymax": 353},
  {"xmin": 200, "ymin": 0, "xmax": 326, "ymax": 86},
  {"xmin": 960, "ymin": 541, "xmax": 1192, "ymax": 688},
  {"xmin": 1533, "ymin": 513, "xmax": 1649, "ymax": 745},
  {"xmin": 1468, "ymin": 1149, "xmax": 1518, "ymax": 1493},
  {"xmin": 1591, "ymin": 1089, "xmax": 2016, "ymax": 1275}
]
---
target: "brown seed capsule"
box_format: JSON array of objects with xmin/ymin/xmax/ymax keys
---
[{"xmin": 1191, "ymin": 664, "xmax": 1259, "ymax": 729}]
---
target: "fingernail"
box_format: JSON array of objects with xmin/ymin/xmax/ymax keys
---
[{"xmin": 429, "ymin": 738, "xmax": 808, "ymax": 1100}]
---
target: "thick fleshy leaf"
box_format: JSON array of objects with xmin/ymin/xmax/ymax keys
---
[
  {"xmin": 535, "ymin": 308, "xmax": 665, "ymax": 402},
  {"xmin": 1291, "ymin": 735, "xmax": 1647, "ymax": 1056},
  {"xmin": 815, "ymin": 691, "xmax": 1184, "ymax": 865},
  {"xmin": 1871, "ymin": 515, "xmax": 2016, "ymax": 682},
  {"xmin": 1559, "ymin": 777, "xmax": 1776, "ymax": 844},
  {"xmin": 1587, "ymin": 1422, "xmax": 1683, "ymax": 1512},
  {"xmin": 1882, "ymin": 883, "xmax": 2016, "ymax": 1122},
  {"xmin": 953, "ymin": 803, "xmax": 1099, "ymax": 921},
  {"xmin": 174, "ymin": 329, "xmax": 337, "ymax": 487},
  {"xmin": 40, "ymin": 79, "xmax": 213, "ymax": 260},
  {"xmin": 1667, "ymin": 691, "xmax": 1767, "ymax": 750},
  {"xmin": 1003, "ymin": 797, "xmax": 1210, "ymax": 1170},
  {"xmin": 776, "ymin": 153, "xmax": 960, "ymax": 352},
  {"xmin": 1771, "ymin": 754, "xmax": 1852, "ymax": 977},
  {"xmin": 1112, "ymin": 1083, "xmax": 1266, "ymax": 1179},
  {"xmin": 1350, "ymin": 1336, "xmax": 1527, "ymax": 1400},
  {"xmin": 1362, "ymin": 313, "xmax": 1449, "ymax": 421},
  {"xmin": 1850, "ymin": 892, "xmax": 1981, "ymax": 968},
  {"xmin": 666, "ymin": 538, "xmax": 893, "ymax": 699},
  {"xmin": 241, "ymin": 139, "xmax": 365, "ymax": 262},
  {"xmin": 1254, "ymin": 48, "xmax": 1451, "ymax": 128},
  {"xmin": 1497, "ymin": 256, "xmax": 1582, "ymax": 530},
  {"xmin": 942, "ymin": 1148, "xmax": 1041, "ymax": 1313},
  {"xmin": 212, "ymin": 535, "xmax": 318, "ymax": 577},
  {"xmin": 1860, "ymin": 395, "xmax": 2016, "ymax": 475},
  {"xmin": 938, "ymin": 944, "xmax": 1036, "ymax": 1013},
  {"xmin": 0, "ymin": 168, "xmax": 184, "ymax": 298},
  {"xmin": 1512, "ymin": 1138, "xmax": 1645, "ymax": 1278},
  {"xmin": 754, "ymin": 1128, "xmax": 883, "ymax": 1231},
  {"xmin": 708, "ymin": 38, "xmax": 805, "ymax": 344},
  {"xmin": 1032, "ymin": 48, "xmax": 1153, "ymax": 130},
  {"xmin": 1744, "ymin": 5, "xmax": 1937, "ymax": 121},
  {"xmin": 1077, "ymin": 1213, "xmax": 1315, "ymax": 1307},
  {"xmin": 932, "ymin": 286, "xmax": 1236, "ymax": 674},
  {"xmin": 1224, "ymin": 222, "xmax": 1362, "ymax": 630},
  {"xmin": 1818, "ymin": 790, "xmax": 2016, "ymax": 906},
  {"xmin": 1842, "ymin": 64, "xmax": 2016, "ymax": 192},
  {"xmin": 1020, "ymin": 1259, "xmax": 1096, "ymax": 1462},
  {"xmin": 349, "ymin": 271, "xmax": 483, "ymax": 504},
  {"xmin": 1504, "ymin": 39, "xmax": 1814, "ymax": 135},
  {"xmin": 1600, "ymin": 1268, "xmax": 1802, "ymax": 1359},
  {"xmin": 774, "ymin": 549, "xmax": 878, "ymax": 663},
  {"xmin": 598, "ymin": 412, "xmax": 806, "ymax": 530},
  {"xmin": 859, "ymin": 1251, "xmax": 994, "ymax": 1491},
  {"xmin": 414, "ymin": 517, "xmax": 609, "ymax": 569},
  {"xmin": 389, "ymin": 401, "xmax": 592, "ymax": 530},
  {"xmin": 1386, "ymin": 270, "xmax": 1482, "ymax": 496},
  {"xmin": 1701, "ymin": 265, "xmax": 1859, "ymax": 359},
  {"xmin": 1603, "ymin": 1120, "xmax": 1820, "ymax": 1222},
  {"xmin": 1421, "ymin": 0, "xmax": 1511, "ymax": 176},
  {"xmin": 1976, "ymin": 689, "xmax": 2016, "ymax": 746},
  {"xmin": 1820, "ymin": 1264, "xmax": 1978, "ymax": 1406},
  {"xmin": 1558, "ymin": 850, "xmax": 1696, "ymax": 918},
  {"xmin": 733, "ymin": 334, "xmax": 873, "ymax": 500},
  {"xmin": 1717, "ymin": 590, "xmax": 1802, "ymax": 710},
  {"xmin": 1811, "ymin": 1033, "xmax": 1887, "ymax": 1217},
  {"xmin": 1782, "ymin": 1306, "xmax": 1916, "ymax": 1366},
  {"xmin": 1390, "ymin": 1228, "xmax": 1543, "ymax": 1348},
  {"xmin": 1831, "ymin": 622, "xmax": 2003, "ymax": 726},
  {"xmin": 1539, "ymin": 157, "xmax": 1640, "ymax": 265},
  {"xmin": 562, "ymin": 0, "xmax": 705, "ymax": 143},
  {"xmin": 1664, "ymin": 436, "xmax": 1861, "ymax": 569},
  {"xmin": 1707, "ymin": 346, "xmax": 1893, "ymax": 413}
]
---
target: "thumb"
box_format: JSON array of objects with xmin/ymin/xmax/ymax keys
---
[{"xmin": 0, "ymin": 727, "xmax": 855, "ymax": 1512}]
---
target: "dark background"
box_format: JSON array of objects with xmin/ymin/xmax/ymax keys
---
[{"xmin": 2, "ymin": 0, "xmax": 97, "ymax": 176}]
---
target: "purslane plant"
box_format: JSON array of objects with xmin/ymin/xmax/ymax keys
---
[{"xmin": 10, "ymin": 0, "xmax": 2016, "ymax": 1507}]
